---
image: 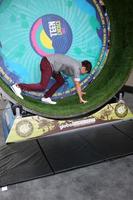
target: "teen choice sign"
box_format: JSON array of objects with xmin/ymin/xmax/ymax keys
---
[{"xmin": 30, "ymin": 14, "xmax": 73, "ymax": 56}]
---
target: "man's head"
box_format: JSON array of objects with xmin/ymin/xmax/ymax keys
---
[{"xmin": 81, "ymin": 60, "xmax": 92, "ymax": 74}]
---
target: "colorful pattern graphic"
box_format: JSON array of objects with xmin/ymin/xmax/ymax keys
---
[
  {"xmin": 0, "ymin": 0, "xmax": 110, "ymax": 100},
  {"xmin": 30, "ymin": 14, "xmax": 73, "ymax": 56},
  {"xmin": 4, "ymin": 103, "xmax": 133, "ymax": 143}
]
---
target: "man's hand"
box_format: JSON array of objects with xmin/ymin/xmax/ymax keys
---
[
  {"xmin": 80, "ymin": 98, "xmax": 88, "ymax": 104},
  {"xmin": 81, "ymin": 91, "xmax": 86, "ymax": 96},
  {"xmin": 74, "ymin": 80, "xmax": 88, "ymax": 104}
]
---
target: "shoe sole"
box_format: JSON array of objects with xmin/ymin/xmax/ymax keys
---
[
  {"xmin": 41, "ymin": 100, "xmax": 56, "ymax": 105},
  {"xmin": 11, "ymin": 86, "xmax": 24, "ymax": 99}
]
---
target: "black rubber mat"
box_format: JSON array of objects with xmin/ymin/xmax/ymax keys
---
[
  {"xmin": 113, "ymin": 119, "xmax": 133, "ymax": 139},
  {"xmin": 1, "ymin": 120, "xmax": 133, "ymax": 187},
  {"xmin": 0, "ymin": 140, "xmax": 53, "ymax": 187},
  {"xmin": 38, "ymin": 132, "xmax": 105, "ymax": 173},
  {"xmin": 38, "ymin": 122, "xmax": 133, "ymax": 173},
  {"xmin": 77, "ymin": 124, "xmax": 133, "ymax": 158}
]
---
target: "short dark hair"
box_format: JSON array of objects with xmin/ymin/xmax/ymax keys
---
[{"xmin": 81, "ymin": 60, "xmax": 92, "ymax": 74}]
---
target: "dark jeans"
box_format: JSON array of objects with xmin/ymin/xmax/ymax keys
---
[{"xmin": 18, "ymin": 57, "xmax": 65, "ymax": 98}]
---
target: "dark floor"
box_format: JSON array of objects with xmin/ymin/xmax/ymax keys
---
[{"xmin": 0, "ymin": 92, "xmax": 133, "ymax": 200}]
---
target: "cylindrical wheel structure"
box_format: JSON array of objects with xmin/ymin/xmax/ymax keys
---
[{"xmin": 0, "ymin": 0, "xmax": 132, "ymax": 119}]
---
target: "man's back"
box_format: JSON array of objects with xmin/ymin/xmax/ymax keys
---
[{"xmin": 47, "ymin": 54, "xmax": 81, "ymax": 79}]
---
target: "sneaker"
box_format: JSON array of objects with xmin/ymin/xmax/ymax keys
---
[
  {"xmin": 11, "ymin": 84, "xmax": 23, "ymax": 99},
  {"xmin": 41, "ymin": 97, "xmax": 57, "ymax": 105}
]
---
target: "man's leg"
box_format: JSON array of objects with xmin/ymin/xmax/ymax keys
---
[
  {"xmin": 44, "ymin": 72, "xmax": 65, "ymax": 98},
  {"xmin": 18, "ymin": 57, "xmax": 52, "ymax": 91},
  {"xmin": 11, "ymin": 57, "xmax": 56, "ymax": 102}
]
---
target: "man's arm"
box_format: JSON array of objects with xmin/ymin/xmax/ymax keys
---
[{"xmin": 74, "ymin": 80, "xmax": 87, "ymax": 104}]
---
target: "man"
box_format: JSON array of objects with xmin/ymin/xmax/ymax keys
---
[{"xmin": 11, "ymin": 54, "xmax": 92, "ymax": 105}]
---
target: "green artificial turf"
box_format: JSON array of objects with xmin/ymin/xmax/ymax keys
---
[{"xmin": 0, "ymin": 0, "xmax": 133, "ymax": 118}]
